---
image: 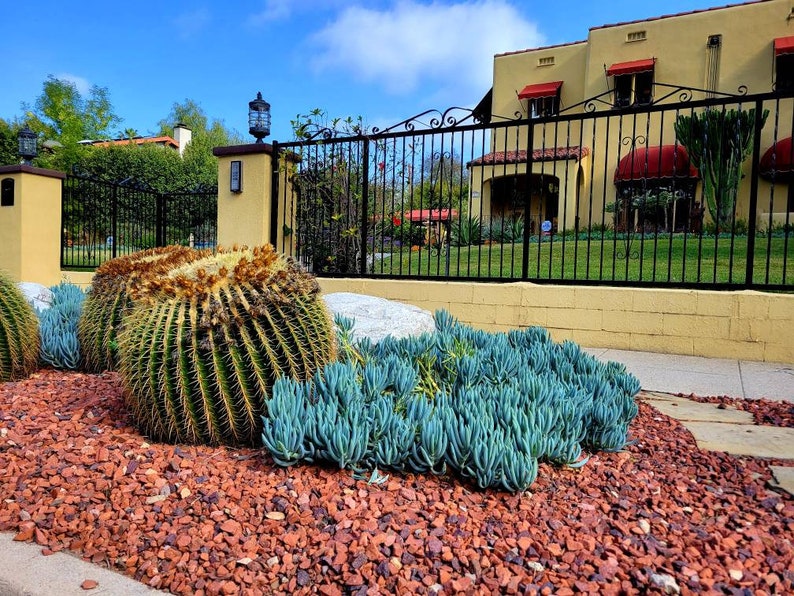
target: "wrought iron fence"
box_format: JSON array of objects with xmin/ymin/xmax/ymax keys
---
[
  {"xmin": 61, "ymin": 175, "xmax": 217, "ymax": 269},
  {"xmin": 273, "ymin": 89, "xmax": 793, "ymax": 290}
]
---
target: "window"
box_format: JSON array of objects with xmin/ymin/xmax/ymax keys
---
[
  {"xmin": 538, "ymin": 56, "xmax": 555, "ymax": 67},
  {"xmin": 776, "ymin": 54, "xmax": 794, "ymax": 92},
  {"xmin": 613, "ymin": 71, "xmax": 653, "ymax": 107},
  {"xmin": 529, "ymin": 95, "xmax": 560, "ymax": 118},
  {"xmin": 774, "ymin": 36, "xmax": 794, "ymax": 91},
  {"xmin": 626, "ymin": 31, "xmax": 647, "ymax": 43},
  {"xmin": 607, "ymin": 59, "xmax": 655, "ymax": 108}
]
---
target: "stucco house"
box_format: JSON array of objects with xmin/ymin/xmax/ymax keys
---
[{"xmin": 469, "ymin": 0, "xmax": 794, "ymax": 233}]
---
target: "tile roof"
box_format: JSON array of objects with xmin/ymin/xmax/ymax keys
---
[{"xmin": 468, "ymin": 146, "xmax": 590, "ymax": 167}]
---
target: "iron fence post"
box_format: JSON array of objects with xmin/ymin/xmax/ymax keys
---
[
  {"xmin": 156, "ymin": 192, "xmax": 166, "ymax": 247},
  {"xmin": 521, "ymin": 121, "xmax": 535, "ymax": 280},
  {"xmin": 111, "ymin": 183, "xmax": 118, "ymax": 259},
  {"xmin": 360, "ymin": 139, "xmax": 370, "ymax": 274},
  {"xmin": 743, "ymin": 99, "xmax": 764, "ymax": 288}
]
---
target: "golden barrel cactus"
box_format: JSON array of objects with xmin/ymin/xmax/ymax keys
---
[
  {"xmin": 117, "ymin": 245, "xmax": 337, "ymax": 447},
  {"xmin": 0, "ymin": 272, "xmax": 40, "ymax": 382},
  {"xmin": 78, "ymin": 246, "xmax": 205, "ymax": 372}
]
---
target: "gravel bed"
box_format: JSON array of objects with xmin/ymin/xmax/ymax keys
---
[{"xmin": 1, "ymin": 370, "xmax": 792, "ymax": 595}]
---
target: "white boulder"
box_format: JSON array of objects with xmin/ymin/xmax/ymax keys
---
[
  {"xmin": 323, "ymin": 292, "xmax": 436, "ymax": 344},
  {"xmin": 16, "ymin": 282, "xmax": 53, "ymax": 312}
]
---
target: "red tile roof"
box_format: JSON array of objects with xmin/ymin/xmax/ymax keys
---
[
  {"xmin": 90, "ymin": 136, "xmax": 179, "ymax": 149},
  {"xmin": 469, "ymin": 146, "xmax": 590, "ymax": 167}
]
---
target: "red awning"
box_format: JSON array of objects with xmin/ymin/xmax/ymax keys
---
[
  {"xmin": 607, "ymin": 58, "xmax": 655, "ymax": 77},
  {"xmin": 774, "ymin": 36, "xmax": 794, "ymax": 56},
  {"xmin": 760, "ymin": 137, "xmax": 793, "ymax": 182},
  {"xmin": 518, "ymin": 81, "xmax": 563, "ymax": 100},
  {"xmin": 614, "ymin": 145, "xmax": 698, "ymax": 182},
  {"xmin": 403, "ymin": 209, "xmax": 458, "ymax": 223}
]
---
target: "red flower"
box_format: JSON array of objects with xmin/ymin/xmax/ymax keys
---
[
  {"xmin": 378, "ymin": 161, "xmax": 386, "ymax": 172},
  {"xmin": 392, "ymin": 216, "xmax": 402, "ymax": 227}
]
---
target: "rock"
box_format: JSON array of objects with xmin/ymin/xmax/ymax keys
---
[
  {"xmin": 323, "ymin": 292, "xmax": 435, "ymax": 344},
  {"xmin": 649, "ymin": 572, "xmax": 680, "ymax": 594},
  {"xmin": 17, "ymin": 282, "xmax": 53, "ymax": 312}
]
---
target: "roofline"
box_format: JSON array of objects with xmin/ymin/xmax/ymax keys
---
[
  {"xmin": 496, "ymin": 0, "xmax": 769, "ymax": 58},
  {"xmin": 496, "ymin": 39, "xmax": 586, "ymax": 58},
  {"xmin": 91, "ymin": 136, "xmax": 179, "ymax": 149},
  {"xmin": 589, "ymin": 0, "xmax": 768, "ymax": 32}
]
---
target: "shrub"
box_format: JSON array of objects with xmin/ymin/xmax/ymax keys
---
[
  {"xmin": 261, "ymin": 311, "xmax": 641, "ymax": 492},
  {"xmin": 451, "ymin": 216, "xmax": 483, "ymax": 247},
  {"xmin": 0, "ymin": 272, "xmax": 40, "ymax": 382},
  {"xmin": 37, "ymin": 282, "xmax": 86, "ymax": 370},
  {"xmin": 118, "ymin": 245, "xmax": 337, "ymax": 447},
  {"xmin": 78, "ymin": 246, "xmax": 205, "ymax": 372}
]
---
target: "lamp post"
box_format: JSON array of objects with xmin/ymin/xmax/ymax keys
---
[
  {"xmin": 18, "ymin": 126, "xmax": 37, "ymax": 165},
  {"xmin": 248, "ymin": 92, "xmax": 271, "ymax": 143}
]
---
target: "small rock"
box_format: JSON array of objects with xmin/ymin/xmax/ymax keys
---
[
  {"xmin": 638, "ymin": 519, "xmax": 651, "ymax": 534},
  {"xmin": 649, "ymin": 572, "xmax": 680, "ymax": 594},
  {"xmin": 145, "ymin": 495, "xmax": 167, "ymax": 505},
  {"xmin": 265, "ymin": 511, "xmax": 285, "ymax": 521},
  {"xmin": 266, "ymin": 556, "xmax": 279, "ymax": 567},
  {"xmin": 80, "ymin": 579, "xmax": 98, "ymax": 590},
  {"xmin": 527, "ymin": 561, "xmax": 544, "ymax": 573},
  {"xmin": 179, "ymin": 487, "xmax": 191, "ymax": 498},
  {"xmin": 236, "ymin": 557, "xmax": 253, "ymax": 566},
  {"xmin": 728, "ymin": 569, "xmax": 743, "ymax": 581}
]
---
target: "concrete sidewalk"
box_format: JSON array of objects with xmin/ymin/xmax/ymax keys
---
[
  {"xmin": 584, "ymin": 347, "xmax": 794, "ymax": 402},
  {"xmin": 1, "ymin": 349, "xmax": 792, "ymax": 596}
]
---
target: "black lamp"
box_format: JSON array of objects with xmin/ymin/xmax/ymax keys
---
[
  {"xmin": 18, "ymin": 126, "xmax": 37, "ymax": 165},
  {"xmin": 248, "ymin": 92, "xmax": 271, "ymax": 143}
]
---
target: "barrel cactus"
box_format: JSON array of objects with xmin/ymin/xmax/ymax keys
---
[
  {"xmin": 117, "ymin": 244, "xmax": 337, "ymax": 447},
  {"xmin": 0, "ymin": 272, "xmax": 40, "ymax": 382},
  {"xmin": 78, "ymin": 246, "xmax": 204, "ymax": 372}
]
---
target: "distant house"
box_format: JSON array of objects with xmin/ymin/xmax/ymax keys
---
[
  {"xmin": 82, "ymin": 123, "xmax": 192, "ymax": 157},
  {"xmin": 469, "ymin": 0, "xmax": 794, "ymax": 232}
]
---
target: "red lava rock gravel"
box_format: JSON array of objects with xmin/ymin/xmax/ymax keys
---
[{"xmin": 1, "ymin": 370, "xmax": 792, "ymax": 595}]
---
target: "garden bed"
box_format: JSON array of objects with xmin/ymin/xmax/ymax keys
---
[{"xmin": 1, "ymin": 370, "xmax": 792, "ymax": 595}]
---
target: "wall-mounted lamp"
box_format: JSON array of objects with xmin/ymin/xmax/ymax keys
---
[
  {"xmin": 18, "ymin": 126, "xmax": 37, "ymax": 165},
  {"xmin": 248, "ymin": 92, "xmax": 271, "ymax": 143},
  {"xmin": 230, "ymin": 160, "xmax": 243, "ymax": 193}
]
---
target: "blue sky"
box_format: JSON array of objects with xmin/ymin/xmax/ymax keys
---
[{"xmin": 1, "ymin": 0, "xmax": 734, "ymax": 142}]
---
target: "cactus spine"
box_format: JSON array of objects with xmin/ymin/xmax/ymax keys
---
[
  {"xmin": 0, "ymin": 272, "xmax": 40, "ymax": 382},
  {"xmin": 78, "ymin": 246, "xmax": 204, "ymax": 372},
  {"xmin": 118, "ymin": 245, "xmax": 337, "ymax": 447}
]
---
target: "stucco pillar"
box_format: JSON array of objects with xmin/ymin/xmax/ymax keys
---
[
  {"xmin": 0, "ymin": 165, "xmax": 65, "ymax": 285},
  {"xmin": 213, "ymin": 144, "xmax": 274, "ymax": 248}
]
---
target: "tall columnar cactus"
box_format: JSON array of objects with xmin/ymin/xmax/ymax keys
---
[
  {"xmin": 78, "ymin": 246, "xmax": 204, "ymax": 372},
  {"xmin": 118, "ymin": 245, "xmax": 337, "ymax": 447},
  {"xmin": 0, "ymin": 272, "xmax": 40, "ymax": 382}
]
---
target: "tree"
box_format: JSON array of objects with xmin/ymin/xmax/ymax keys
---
[
  {"xmin": 23, "ymin": 76, "xmax": 121, "ymax": 171},
  {"xmin": 157, "ymin": 99, "xmax": 244, "ymax": 188},
  {"xmin": 0, "ymin": 118, "xmax": 21, "ymax": 166},
  {"xmin": 674, "ymin": 108, "xmax": 768, "ymax": 230},
  {"xmin": 77, "ymin": 143, "xmax": 189, "ymax": 193}
]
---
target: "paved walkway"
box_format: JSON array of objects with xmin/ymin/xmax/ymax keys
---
[{"xmin": 1, "ymin": 349, "xmax": 793, "ymax": 595}]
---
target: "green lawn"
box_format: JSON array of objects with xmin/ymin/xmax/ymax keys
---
[{"xmin": 372, "ymin": 234, "xmax": 794, "ymax": 286}]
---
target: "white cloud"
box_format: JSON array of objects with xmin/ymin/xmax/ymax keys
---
[
  {"xmin": 174, "ymin": 8, "xmax": 211, "ymax": 39},
  {"xmin": 55, "ymin": 73, "xmax": 91, "ymax": 95},
  {"xmin": 310, "ymin": 1, "xmax": 544, "ymax": 101},
  {"xmin": 247, "ymin": 0, "xmax": 294, "ymax": 25}
]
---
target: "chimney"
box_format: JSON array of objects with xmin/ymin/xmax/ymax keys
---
[{"xmin": 173, "ymin": 123, "xmax": 192, "ymax": 157}]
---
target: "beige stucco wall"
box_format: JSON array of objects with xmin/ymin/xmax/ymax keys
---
[
  {"xmin": 318, "ymin": 278, "xmax": 794, "ymax": 363},
  {"xmin": 0, "ymin": 167, "xmax": 64, "ymax": 285}
]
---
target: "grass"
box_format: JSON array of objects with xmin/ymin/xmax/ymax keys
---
[{"xmin": 372, "ymin": 233, "xmax": 794, "ymax": 286}]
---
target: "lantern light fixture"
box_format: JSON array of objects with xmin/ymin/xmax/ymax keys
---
[
  {"xmin": 248, "ymin": 92, "xmax": 271, "ymax": 143},
  {"xmin": 18, "ymin": 126, "xmax": 37, "ymax": 165}
]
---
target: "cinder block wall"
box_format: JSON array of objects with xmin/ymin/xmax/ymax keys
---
[{"xmin": 318, "ymin": 279, "xmax": 794, "ymax": 364}]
